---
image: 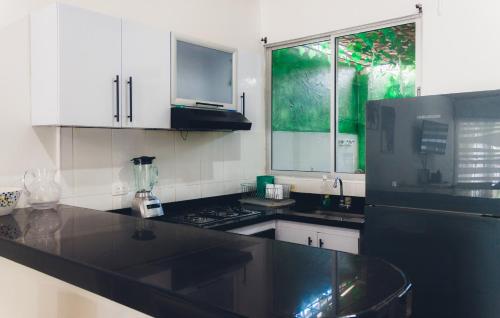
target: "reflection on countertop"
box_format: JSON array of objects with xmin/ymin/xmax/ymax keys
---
[{"xmin": 0, "ymin": 205, "xmax": 409, "ymax": 318}]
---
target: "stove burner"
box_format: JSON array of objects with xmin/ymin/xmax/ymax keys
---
[
  {"xmin": 218, "ymin": 211, "xmax": 240, "ymax": 218},
  {"xmin": 188, "ymin": 216, "xmax": 217, "ymax": 224},
  {"xmin": 169, "ymin": 205, "xmax": 262, "ymax": 227}
]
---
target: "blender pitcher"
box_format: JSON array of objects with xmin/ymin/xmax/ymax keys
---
[
  {"xmin": 132, "ymin": 156, "xmax": 159, "ymax": 192},
  {"xmin": 131, "ymin": 156, "xmax": 164, "ymax": 218}
]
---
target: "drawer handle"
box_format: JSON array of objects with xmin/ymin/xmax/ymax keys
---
[
  {"xmin": 307, "ymin": 236, "xmax": 312, "ymax": 246},
  {"xmin": 113, "ymin": 75, "xmax": 120, "ymax": 122},
  {"xmin": 319, "ymin": 238, "xmax": 324, "ymax": 248}
]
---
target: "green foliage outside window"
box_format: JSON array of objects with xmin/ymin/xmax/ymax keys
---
[
  {"xmin": 270, "ymin": 24, "xmax": 416, "ymax": 173},
  {"xmin": 337, "ymin": 23, "xmax": 416, "ymax": 172},
  {"xmin": 271, "ymin": 41, "xmax": 331, "ymax": 132}
]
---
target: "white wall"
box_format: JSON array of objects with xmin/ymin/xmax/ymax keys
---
[
  {"xmin": 261, "ymin": 0, "xmax": 500, "ymax": 94},
  {"xmin": 4, "ymin": 0, "xmax": 500, "ymax": 204},
  {"xmin": 261, "ymin": 0, "xmax": 500, "ymax": 196},
  {"xmin": 0, "ymin": 0, "xmax": 265, "ymax": 210},
  {"xmin": 0, "ymin": 257, "xmax": 151, "ymax": 317}
]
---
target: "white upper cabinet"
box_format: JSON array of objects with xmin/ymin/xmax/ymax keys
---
[
  {"xmin": 31, "ymin": 4, "xmax": 171, "ymax": 129},
  {"xmin": 122, "ymin": 20, "xmax": 170, "ymax": 129},
  {"xmin": 31, "ymin": 4, "xmax": 121, "ymax": 127},
  {"xmin": 59, "ymin": 5, "xmax": 122, "ymax": 128}
]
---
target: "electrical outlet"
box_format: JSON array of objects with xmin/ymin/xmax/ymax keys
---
[
  {"xmin": 112, "ymin": 183, "xmax": 130, "ymax": 196},
  {"xmin": 321, "ymin": 175, "xmax": 332, "ymax": 194}
]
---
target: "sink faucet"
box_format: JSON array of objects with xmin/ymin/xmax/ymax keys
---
[{"xmin": 333, "ymin": 177, "xmax": 351, "ymax": 210}]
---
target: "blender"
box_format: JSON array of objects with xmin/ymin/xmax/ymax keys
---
[{"xmin": 131, "ymin": 156, "xmax": 164, "ymax": 218}]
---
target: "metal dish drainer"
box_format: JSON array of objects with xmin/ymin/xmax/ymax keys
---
[{"xmin": 241, "ymin": 183, "xmax": 292, "ymax": 201}]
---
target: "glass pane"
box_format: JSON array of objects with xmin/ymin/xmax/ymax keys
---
[
  {"xmin": 336, "ymin": 23, "xmax": 416, "ymax": 173},
  {"xmin": 271, "ymin": 41, "xmax": 331, "ymax": 172},
  {"xmin": 176, "ymin": 40, "xmax": 233, "ymax": 104}
]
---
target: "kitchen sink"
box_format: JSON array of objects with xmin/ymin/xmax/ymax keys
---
[{"xmin": 287, "ymin": 209, "xmax": 365, "ymax": 223}]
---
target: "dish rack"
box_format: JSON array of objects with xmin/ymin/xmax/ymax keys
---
[{"xmin": 241, "ymin": 183, "xmax": 292, "ymax": 201}]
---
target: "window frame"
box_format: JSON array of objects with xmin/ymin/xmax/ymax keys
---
[{"xmin": 266, "ymin": 15, "xmax": 422, "ymax": 179}]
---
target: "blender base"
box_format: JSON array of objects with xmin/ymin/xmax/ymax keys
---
[{"xmin": 131, "ymin": 191, "xmax": 164, "ymax": 218}]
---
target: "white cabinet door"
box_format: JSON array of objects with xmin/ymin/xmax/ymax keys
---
[
  {"xmin": 317, "ymin": 231, "xmax": 359, "ymax": 254},
  {"xmin": 122, "ymin": 20, "xmax": 171, "ymax": 129},
  {"xmin": 58, "ymin": 4, "xmax": 122, "ymax": 127},
  {"xmin": 276, "ymin": 223, "xmax": 317, "ymax": 247},
  {"xmin": 276, "ymin": 220, "xmax": 360, "ymax": 254}
]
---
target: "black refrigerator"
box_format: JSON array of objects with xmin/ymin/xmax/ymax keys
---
[{"xmin": 362, "ymin": 90, "xmax": 500, "ymax": 318}]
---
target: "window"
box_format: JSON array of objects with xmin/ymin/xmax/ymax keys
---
[
  {"xmin": 336, "ymin": 23, "xmax": 416, "ymax": 173},
  {"xmin": 271, "ymin": 40, "xmax": 332, "ymax": 172},
  {"xmin": 268, "ymin": 22, "xmax": 417, "ymax": 175}
]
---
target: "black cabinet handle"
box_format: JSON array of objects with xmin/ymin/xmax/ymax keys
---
[
  {"xmin": 113, "ymin": 75, "xmax": 120, "ymax": 122},
  {"xmin": 240, "ymin": 92, "xmax": 246, "ymax": 115},
  {"xmin": 319, "ymin": 239, "xmax": 324, "ymax": 248},
  {"xmin": 307, "ymin": 236, "xmax": 312, "ymax": 246},
  {"xmin": 127, "ymin": 76, "xmax": 133, "ymax": 122}
]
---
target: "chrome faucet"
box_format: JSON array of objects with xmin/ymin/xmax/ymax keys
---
[{"xmin": 333, "ymin": 177, "xmax": 351, "ymax": 210}]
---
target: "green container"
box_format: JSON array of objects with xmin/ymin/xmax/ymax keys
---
[{"xmin": 256, "ymin": 175, "xmax": 275, "ymax": 198}]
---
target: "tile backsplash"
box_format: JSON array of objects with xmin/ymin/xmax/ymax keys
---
[
  {"xmin": 0, "ymin": 3, "xmax": 266, "ymax": 212},
  {"xmin": 59, "ymin": 128, "xmax": 265, "ymax": 210}
]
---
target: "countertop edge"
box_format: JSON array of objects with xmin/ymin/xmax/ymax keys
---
[
  {"xmin": 0, "ymin": 206, "xmax": 410, "ymax": 318},
  {"xmin": 211, "ymin": 212, "xmax": 364, "ymax": 231},
  {"xmin": 0, "ymin": 235, "xmax": 241, "ymax": 318}
]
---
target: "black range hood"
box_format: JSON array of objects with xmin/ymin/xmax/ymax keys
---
[{"xmin": 171, "ymin": 107, "xmax": 252, "ymax": 131}]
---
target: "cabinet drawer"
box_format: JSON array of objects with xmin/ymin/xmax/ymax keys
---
[{"xmin": 317, "ymin": 231, "xmax": 359, "ymax": 254}]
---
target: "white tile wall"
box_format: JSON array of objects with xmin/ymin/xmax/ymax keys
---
[
  {"xmin": 173, "ymin": 131, "xmax": 202, "ymax": 185},
  {"xmin": 58, "ymin": 128, "xmax": 266, "ymax": 211},
  {"xmin": 144, "ymin": 130, "xmax": 176, "ymax": 188},
  {"xmin": 223, "ymin": 132, "xmax": 245, "ymax": 181},
  {"xmin": 200, "ymin": 132, "xmax": 225, "ymax": 183},
  {"xmin": 0, "ymin": 1, "xmax": 268, "ymax": 211},
  {"xmin": 111, "ymin": 129, "xmax": 147, "ymax": 191},
  {"xmin": 201, "ymin": 182, "xmax": 225, "ymax": 198},
  {"xmin": 72, "ymin": 128, "xmax": 113, "ymax": 196}
]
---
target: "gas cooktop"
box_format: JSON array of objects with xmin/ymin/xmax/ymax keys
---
[{"xmin": 164, "ymin": 205, "xmax": 262, "ymax": 228}]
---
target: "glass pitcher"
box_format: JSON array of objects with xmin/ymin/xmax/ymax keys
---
[
  {"xmin": 131, "ymin": 156, "xmax": 159, "ymax": 192},
  {"xmin": 23, "ymin": 168, "xmax": 61, "ymax": 210}
]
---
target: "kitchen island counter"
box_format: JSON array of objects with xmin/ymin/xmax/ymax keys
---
[{"xmin": 0, "ymin": 205, "xmax": 411, "ymax": 318}]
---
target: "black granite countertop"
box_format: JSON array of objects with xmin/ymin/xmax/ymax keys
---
[
  {"xmin": 0, "ymin": 205, "xmax": 410, "ymax": 318},
  {"xmin": 210, "ymin": 205, "xmax": 365, "ymax": 231},
  {"xmin": 114, "ymin": 193, "xmax": 366, "ymax": 231}
]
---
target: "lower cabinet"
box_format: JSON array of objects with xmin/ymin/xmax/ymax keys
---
[
  {"xmin": 275, "ymin": 220, "xmax": 360, "ymax": 254},
  {"xmin": 228, "ymin": 220, "xmax": 360, "ymax": 254},
  {"xmin": 316, "ymin": 231, "xmax": 359, "ymax": 254},
  {"xmin": 274, "ymin": 224, "xmax": 316, "ymax": 247}
]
